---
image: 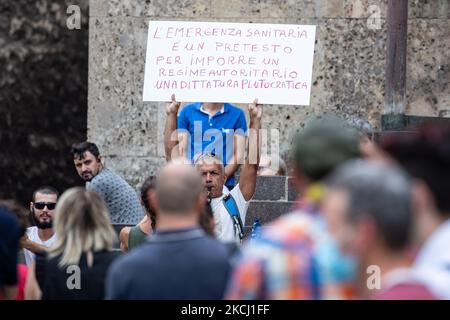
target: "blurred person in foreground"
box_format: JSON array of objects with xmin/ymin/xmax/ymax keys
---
[
  {"xmin": 0, "ymin": 204, "xmax": 20, "ymax": 300},
  {"xmin": 106, "ymin": 161, "xmax": 231, "ymax": 300},
  {"xmin": 323, "ymin": 160, "xmax": 436, "ymax": 299},
  {"xmin": 0, "ymin": 201, "xmax": 30, "ymax": 300},
  {"xmin": 226, "ymin": 117, "xmax": 361, "ymax": 299},
  {"xmin": 25, "ymin": 188, "xmax": 119, "ymax": 300},
  {"xmin": 382, "ymin": 124, "xmax": 450, "ymax": 299}
]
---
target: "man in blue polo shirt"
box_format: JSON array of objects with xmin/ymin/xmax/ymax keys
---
[{"xmin": 164, "ymin": 95, "xmax": 247, "ymax": 189}]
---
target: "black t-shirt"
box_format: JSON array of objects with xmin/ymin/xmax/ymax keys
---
[{"xmin": 36, "ymin": 250, "xmax": 121, "ymax": 300}]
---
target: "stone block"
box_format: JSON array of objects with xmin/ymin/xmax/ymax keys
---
[
  {"xmin": 343, "ymin": 0, "xmax": 387, "ymax": 19},
  {"xmin": 211, "ymin": 0, "xmax": 260, "ymax": 19},
  {"xmin": 406, "ymin": 19, "xmax": 450, "ymax": 117},
  {"xmin": 253, "ymin": 176, "xmax": 286, "ymax": 201},
  {"xmin": 90, "ymin": 0, "xmax": 211, "ymax": 18},
  {"xmin": 319, "ymin": 18, "xmax": 387, "ymax": 130},
  {"xmin": 90, "ymin": 0, "xmax": 108, "ymax": 17},
  {"xmin": 287, "ymin": 177, "xmax": 299, "ymax": 201},
  {"xmin": 259, "ymin": 0, "xmax": 316, "ymax": 19},
  {"xmin": 314, "ymin": 0, "xmax": 345, "ymax": 18},
  {"xmin": 245, "ymin": 200, "xmax": 295, "ymax": 225},
  {"xmin": 409, "ymin": 0, "xmax": 450, "ymax": 19}
]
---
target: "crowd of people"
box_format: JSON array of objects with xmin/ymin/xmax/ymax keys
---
[{"xmin": 1, "ymin": 96, "xmax": 450, "ymax": 300}]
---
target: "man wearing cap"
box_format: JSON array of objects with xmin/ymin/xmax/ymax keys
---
[{"xmin": 226, "ymin": 117, "xmax": 362, "ymax": 300}]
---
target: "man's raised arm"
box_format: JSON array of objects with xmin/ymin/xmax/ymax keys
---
[
  {"xmin": 239, "ymin": 99, "xmax": 263, "ymax": 201},
  {"xmin": 163, "ymin": 94, "xmax": 182, "ymax": 161}
]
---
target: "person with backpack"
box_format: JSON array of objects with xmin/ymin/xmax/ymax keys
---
[
  {"xmin": 164, "ymin": 97, "xmax": 262, "ymax": 245},
  {"xmin": 192, "ymin": 100, "xmax": 262, "ymax": 244}
]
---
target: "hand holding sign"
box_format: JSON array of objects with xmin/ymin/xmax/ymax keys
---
[
  {"xmin": 248, "ymin": 98, "xmax": 263, "ymax": 121},
  {"xmin": 166, "ymin": 94, "xmax": 181, "ymax": 115}
]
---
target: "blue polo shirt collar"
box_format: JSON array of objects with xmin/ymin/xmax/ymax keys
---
[{"xmin": 197, "ymin": 103, "xmax": 228, "ymax": 117}]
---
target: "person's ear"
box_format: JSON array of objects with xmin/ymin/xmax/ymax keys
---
[
  {"xmin": 148, "ymin": 189, "xmax": 156, "ymax": 210},
  {"xmin": 97, "ymin": 155, "xmax": 102, "ymax": 163},
  {"xmin": 30, "ymin": 202, "xmax": 34, "ymax": 212},
  {"xmin": 150, "ymin": 191, "xmax": 160, "ymax": 213}
]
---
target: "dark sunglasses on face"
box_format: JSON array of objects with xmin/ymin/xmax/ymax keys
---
[{"xmin": 34, "ymin": 202, "xmax": 56, "ymax": 210}]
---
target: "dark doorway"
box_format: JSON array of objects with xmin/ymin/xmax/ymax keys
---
[{"xmin": 0, "ymin": 0, "xmax": 88, "ymax": 206}]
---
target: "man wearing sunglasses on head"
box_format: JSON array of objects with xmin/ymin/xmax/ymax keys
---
[
  {"xmin": 165, "ymin": 96, "xmax": 262, "ymax": 244},
  {"xmin": 22, "ymin": 186, "xmax": 59, "ymax": 266}
]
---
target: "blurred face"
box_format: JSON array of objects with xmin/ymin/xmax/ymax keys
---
[
  {"xmin": 74, "ymin": 151, "xmax": 102, "ymax": 181},
  {"xmin": 30, "ymin": 192, "xmax": 57, "ymax": 229},
  {"xmin": 321, "ymin": 189, "xmax": 357, "ymax": 256},
  {"xmin": 360, "ymin": 136, "xmax": 379, "ymax": 160},
  {"xmin": 197, "ymin": 162, "xmax": 226, "ymax": 198}
]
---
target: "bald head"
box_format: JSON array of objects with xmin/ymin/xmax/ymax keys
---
[{"xmin": 156, "ymin": 161, "xmax": 204, "ymax": 215}]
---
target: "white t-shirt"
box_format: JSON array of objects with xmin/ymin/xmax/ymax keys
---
[
  {"xmin": 210, "ymin": 184, "xmax": 249, "ymax": 244},
  {"xmin": 23, "ymin": 226, "xmax": 57, "ymax": 266},
  {"xmin": 413, "ymin": 219, "xmax": 450, "ymax": 299}
]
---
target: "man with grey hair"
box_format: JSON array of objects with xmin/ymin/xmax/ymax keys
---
[
  {"xmin": 322, "ymin": 160, "xmax": 436, "ymax": 299},
  {"xmin": 106, "ymin": 161, "xmax": 232, "ymax": 299},
  {"xmin": 193, "ymin": 99, "xmax": 262, "ymax": 244},
  {"xmin": 165, "ymin": 97, "xmax": 263, "ymax": 244}
]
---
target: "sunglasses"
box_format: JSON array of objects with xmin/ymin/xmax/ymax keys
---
[{"xmin": 34, "ymin": 202, "xmax": 56, "ymax": 210}]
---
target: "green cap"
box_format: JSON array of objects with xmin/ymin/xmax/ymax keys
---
[{"xmin": 293, "ymin": 116, "xmax": 361, "ymax": 181}]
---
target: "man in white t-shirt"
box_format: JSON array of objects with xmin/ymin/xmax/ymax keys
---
[
  {"xmin": 193, "ymin": 100, "xmax": 262, "ymax": 244},
  {"xmin": 21, "ymin": 186, "xmax": 59, "ymax": 266}
]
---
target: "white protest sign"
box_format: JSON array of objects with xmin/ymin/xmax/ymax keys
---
[{"xmin": 143, "ymin": 21, "xmax": 316, "ymax": 105}]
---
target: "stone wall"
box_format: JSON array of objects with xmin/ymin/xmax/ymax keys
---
[
  {"xmin": 88, "ymin": 0, "xmax": 450, "ymax": 191},
  {"xmin": 0, "ymin": 0, "xmax": 89, "ymax": 205}
]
